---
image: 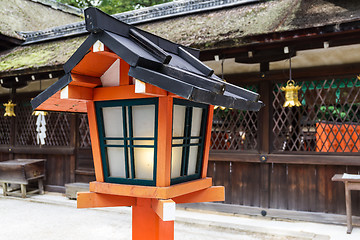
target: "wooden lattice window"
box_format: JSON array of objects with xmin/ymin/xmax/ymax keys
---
[
  {"xmin": 15, "ymin": 103, "xmax": 37, "ymax": 145},
  {"xmin": 78, "ymin": 113, "xmax": 91, "ymax": 148},
  {"xmin": 272, "ymin": 77, "xmax": 360, "ymax": 153},
  {"xmin": 211, "ymin": 85, "xmax": 259, "ymax": 151},
  {"xmin": 15, "ymin": 102, "xmax": 71, "ymax": 146}
]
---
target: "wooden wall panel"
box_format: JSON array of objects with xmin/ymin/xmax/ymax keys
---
[
  {"xmin": 211, "ymin": 161, "xmax": 231, "ymax": 204},
  {"xmin": 237, "ymin": 162, "xmax": 260, "ymax": 207},
  {"xmin": 208, "ymin": 159, "xmax": 360, "ymax": 216},
  {"xmin": 269, "ymin": 163, "xmax": 288, "ymax": 210}
]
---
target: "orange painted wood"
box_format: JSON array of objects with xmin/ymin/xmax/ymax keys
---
[
  {"xmin": 156, "ymin": 97, "xmax": 173, "ymax": 187},
  {"xmin": 61, "ymin": 85, "xmax": 93, "ymax": 101},
  {"xmin": 89, "ymin": 177, "xmax": 212, "ymax": 199},
  {"xmin": 77, "ymin": 192, "xmax": 135, "ymax": 208},
  {"xmin": 141, "ymin": 84, "xmax": 169, "ymax": 96},
  {"xmin": 201, "ymin": 105, "xmax": 214, "ymax": 178},
  {"xmin": 70, "ymin": 74, "xmax": 102, "ymax": 88},
  {"xmin": 87, "ymin": 101, "xmax": 104, "ymax": 182},
  {"xmin": 93, "ymin": 84, "xmax": 167, "ymax": 101},
  {"xmin": 71, "ymin": 51, "xmax": 118, "ymax": 78},
  {"xmin": 151, "ymin": 199, "xmax": 175, "ymax": 221},
  {"xmin": 172, "ymin": 186, "xmax": 225, "ymax": 204},
  {"xmin": 133, "ymin": 198, "xmax": 174, "ymax": 240},
  {"xmin": 35, "ymin": 91, "xmax": 87, "ymax": 113},
  {"xmin": 93, "ymin": 50, "xmax": 119, "ymax": 59},
  {"xmin": 120, "ymin": 58, "xmax": 131, "ymax": 86}
]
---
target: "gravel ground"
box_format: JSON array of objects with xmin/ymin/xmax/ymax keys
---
[{"xmin": 0, "ymin": 190, "xmax": 359, "ymax": 240}]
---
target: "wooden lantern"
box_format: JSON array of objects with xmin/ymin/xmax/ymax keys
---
[{"xmin": 31, "ymin": 7, "xmax": 263, "ymax": 240}]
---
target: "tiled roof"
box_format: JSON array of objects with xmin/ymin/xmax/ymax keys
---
[{"xmin": 0, "ymin": 0, "xmax": 82, "ymax": 40}]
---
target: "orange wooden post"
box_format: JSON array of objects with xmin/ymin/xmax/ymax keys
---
[
  {"xmin": 132, "ymin": 198, "xmax": 174, "ymax": 240},
  {"xmin": 87, "ymin": 101, "xmax": 104, "ymax": 182},
  {"xmin": 156, "ymin": 96, "xmax": 173, "ymax": 187},
  {"xmin": 202, "ymin": 105, "xmax": 214, "ymax": 178}
]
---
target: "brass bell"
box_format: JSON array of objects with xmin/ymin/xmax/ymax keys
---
[
  {"xmin": 281, "ymin": 80, "xmax": 301, "ymax": 107},
  {"xmin": 3, "ymin": 100, "xmax": 16, "ymax": 117}
]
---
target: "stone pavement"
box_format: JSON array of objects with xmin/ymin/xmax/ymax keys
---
[{"xmin": 0, "ymin": 189, "xmax": 359, "ymax": 240}]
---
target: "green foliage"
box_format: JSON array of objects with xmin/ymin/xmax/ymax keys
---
[
  {"xmin": 56, "ymin": 0, "xmax": 172, "ymax": 14},
  {"xmin": 317, "ymin": 104, "xmax": 360, "ymax": 123}
]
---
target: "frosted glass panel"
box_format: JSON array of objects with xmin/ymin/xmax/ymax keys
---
[
  {"xmin": 132, "ymin": 105, "xmax": 155, "ymax": 137},
  {"xmin": 188, "ymin": 146, "xmax": 199, "ymax": 175},
  {"xmin": 133, "ymin": 140, "xmax": 154, "ymax": 146},
  {"xmin": 103, "ymin": 107, "xmax": 123, "ymax": 137},
  {"xmin": 172, "ymin": 139, "xmax": 183, "ymax": 145},
  {"xmin": 173, "ymin": 105, "xmax": 186, "ymax": 137},
  {"xmin": 106, "ymin": 140, "xmax": 124, "ymax": 145},
  {"xmin": 191, "ymin": 107, "xmax": 203, "ymax": 137},
  {"xmin": 134, "ymin": 147, "xmax": 154, "ymax": 180},
  {"xmin": 107, "ymin": 147, "xmax": 126, "ymax": 178},
  {"xmin": 171, "ymin": 147, "xmax": 183, "ymax": 178}
]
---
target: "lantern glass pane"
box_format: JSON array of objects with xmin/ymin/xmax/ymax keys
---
[
  {"xmin": 188, "ymin": 146, "xmax": 199, "ymax": 175},
  {"xmin": 190, "ymin": 139, "xmax": 199, "ymax": 144},
  {"xmin": 134, "ymin": 147, "xmax": 154, "ymax": 180},
  {"xmin": 96, "ymin": 98, "xmax": 158, "ymax": 186},
  {"xmin": 102, "ymin": 107, "xmax": 123, "ymax": 137},
  {"xmin": 171, "ymin": 146, "xmax": 183, "ymax": 178},
  {"xmin": 133, "ymin": 140, "xmax": 154, "ymax": 146},
  {"xmin": 191, "ymin": 107, "xmax": 203, "ymax": 137},
  {"xmin": 106, "ymin": 147, "xmax": 126, "ymax": 178},
  {"xmin": 132, "ymin": 105, "xmax": 155, "ymax": 137},
  {"xmin": 170, "ymin": 99, "xmax": 208, "ymax": 185},
  {"xmin": 106, "ymin": 140, "xmax": 124, "ymax": 145},
  {"xmin": 172, "ymin": 105, "xmax": 186, "ymax": 137}
]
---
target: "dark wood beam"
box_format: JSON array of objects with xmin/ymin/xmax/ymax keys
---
[
  {"xmin": 0, "ymin": 146, "xmax": 75, "ymax": 155},
  {"xmin": 200, "ymin": 26, "xmax": 360, "ymax": 62},
  {"xmin": 0, "ymin": 67, "xmax": 64, "ymax": 89},
  {"xmin": 223, "ymin": 63, "xmax": 360, "ymax": 85},
  {"xmin": 209, "ymin": 151, "xmax": 360, "ymax": 166},
  {"xmin": 235, "ymin": 49, "xmax": 296, "ymax": 64}
]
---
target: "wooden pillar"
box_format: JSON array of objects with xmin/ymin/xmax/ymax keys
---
[
  {"xmin": 258, "ymin": 80, "xmax": 271, "ymax": 154},
  {"xmin": 258, "ymin": 79, "xmax": 272, "ymax": 208},
  {"xmin": 69, "ymin": 113, "xmax": 77, "ymax": 183},
  {"xmin": 132, "ymin": 198, "xmax": 174, "ymax": 240}
]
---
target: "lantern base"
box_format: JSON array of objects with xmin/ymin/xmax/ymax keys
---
[{"xmin": 133, "ymin": 198, "xmax": 174, "ymax": 240}]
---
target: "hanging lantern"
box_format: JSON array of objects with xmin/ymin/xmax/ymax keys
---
[
  {"xmin": 281, "ymin": 56, "xmax": 301, "ymax": 108},
  {"xmin": 3, "ymin": 100, "xmax": 16, "ymax": 117},
  {"xmin": 281, "ymin": 80, "xmax": 301, "ymax": 107}
]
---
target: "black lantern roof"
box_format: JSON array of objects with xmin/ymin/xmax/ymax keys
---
[{"xmin": 31, "ymin": 7, "xmax": 263, "ymax": 111}]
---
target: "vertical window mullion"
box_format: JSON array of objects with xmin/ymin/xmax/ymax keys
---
[
  {"xmin": 122, "ymin": 106, "xmax": 130, "ymax": 179},
  {"xmin": 128, "ymin": 106, "xmax": 136, "ymax": 179},
  {"xmin": 182, "ymin": 106, "xmax": 192, "ymax": 176},
  {"xmin": 196, "ymin": 107, "xmax": 208, "ymax": 173},
  {"xmin": 99, "ymin": 106, "xmax": 110, "ymax": 179}
]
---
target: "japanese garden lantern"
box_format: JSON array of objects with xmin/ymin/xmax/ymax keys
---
[{"xmin": 31, "ymin": 7, "xmax": 263, "ymax": 240}]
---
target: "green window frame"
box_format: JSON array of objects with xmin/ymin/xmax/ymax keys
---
[
  {"xmin": 95, "ymin": 98, "xmax": 158, "ymax": 186},
  {"xmin": 171, "ymin": 98, "xmax": 208, "ymax": 185}
]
